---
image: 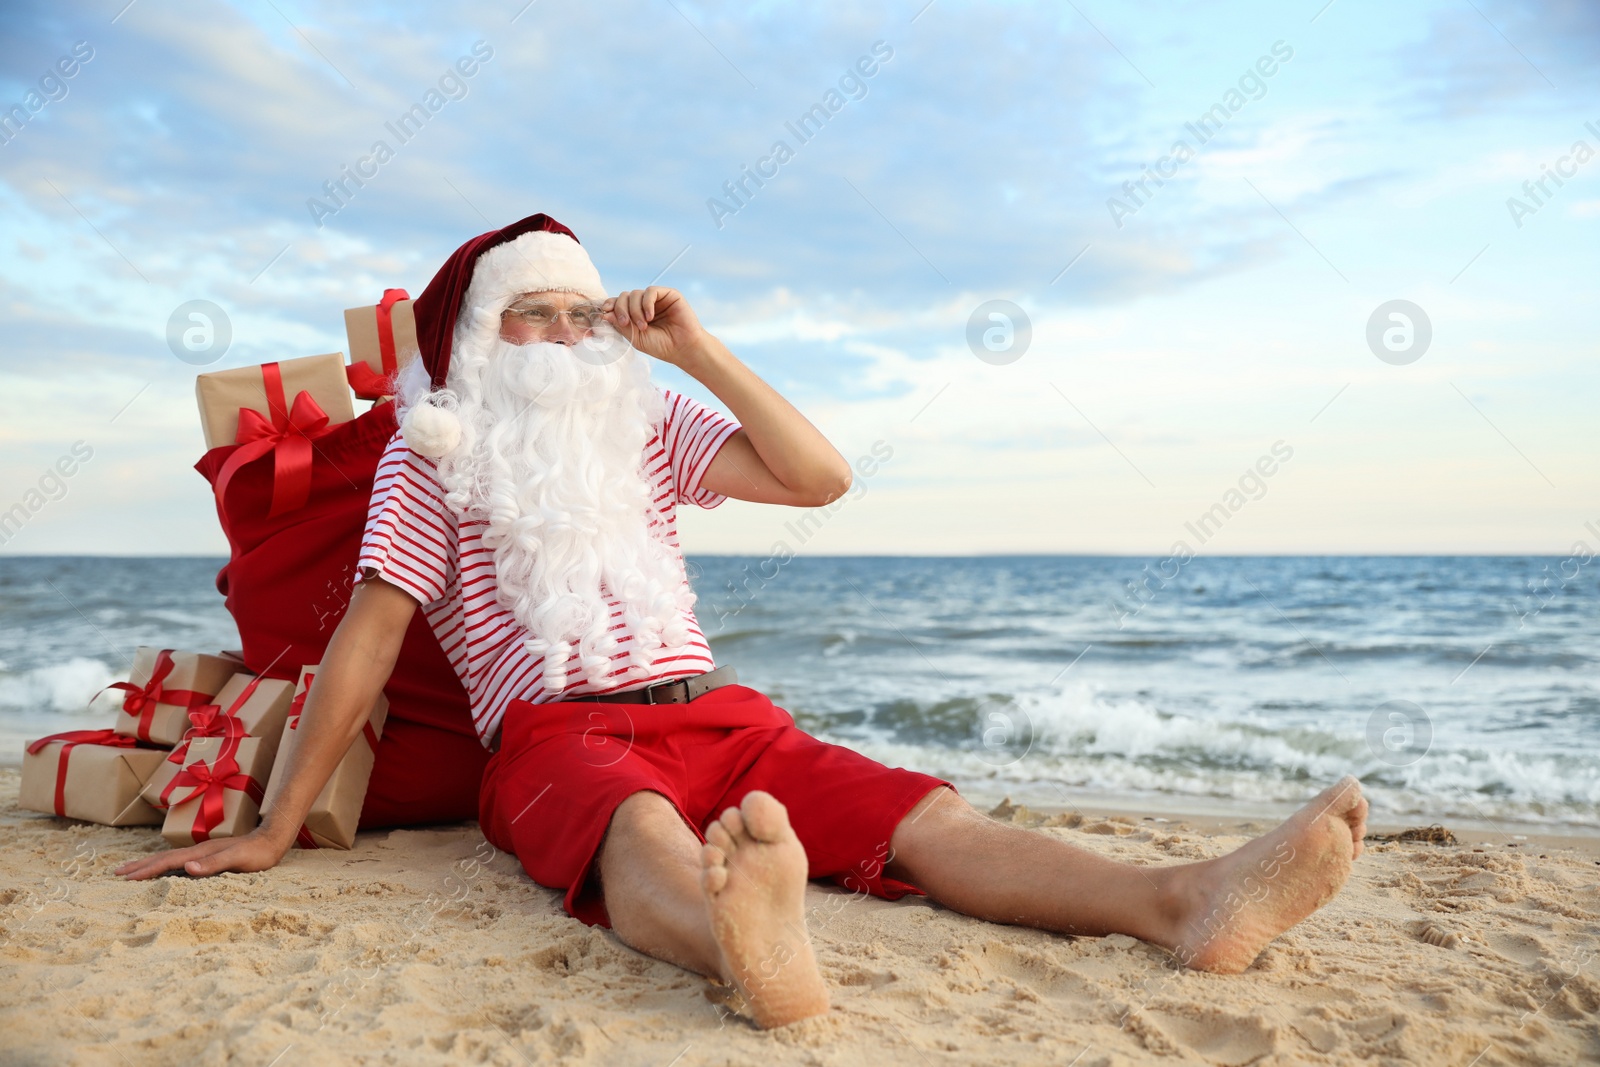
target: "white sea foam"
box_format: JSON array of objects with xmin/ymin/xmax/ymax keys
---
[
  {"xmin": 0, "ymin": 658, "xmax": 120, "ymax": 714},
  {"xmin": 1043, "ymin": 682, "xmax": 1362, "ymax": 772},
  {"xmin": 835, "ymin": 682, "xmax": 1600, "ymax": 829}
]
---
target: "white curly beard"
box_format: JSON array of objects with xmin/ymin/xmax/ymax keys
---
[{"xmin": 396, "ymin": 325, "xmax": 694, "ymax": 693}]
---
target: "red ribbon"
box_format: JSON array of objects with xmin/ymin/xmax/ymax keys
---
[
  {"xmin": 347, "ymin": 289, "xmax": 410, "ymax": 400},
  {"xmin": 285, "ymin": 671, "xmax": 380, "ymax": 849},
  {"xmin": 166, "ymin": 737, "xmax": 266, "ymax": 842},
  {"xmin": 167, "ymin": 672, "xmax": 269, "ymax": 768},
  {"xmin": 213, "ymin": 362, "xmax": 335, "ymax": 519},
  {"xmin": 286, "ymin": 675, "xmax": 311, "ymax": 722},
  {"xmin": 102, "ymin": 650, "xmax": 210, "ymax": 742},
  {"xmin": 27, "ymin": 729, "xmax": 139, "ymax": 817}
]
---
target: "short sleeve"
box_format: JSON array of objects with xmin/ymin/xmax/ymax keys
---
[
  {"xmin": 660, "ymin": 389, "xmax": 741, "ymax": 508},
  {"xmin": 357, "ymin": 433, "xmax": 454, "ymax": 607}
]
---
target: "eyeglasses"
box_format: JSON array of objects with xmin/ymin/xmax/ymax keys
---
[{"xmin": 502, "ymin": 302, "xmax": 606, "ymax": 331}]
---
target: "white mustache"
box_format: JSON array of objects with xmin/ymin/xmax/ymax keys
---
[{"xmin": 495, "ymin": 339, "xmax": 630, "ymax": 407}]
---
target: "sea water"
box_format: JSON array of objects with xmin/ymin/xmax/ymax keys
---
[{"xmin": 4, "ymin": 555, "xmax": 1596, "ymax": 830}]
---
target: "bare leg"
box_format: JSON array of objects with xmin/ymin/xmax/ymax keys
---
[
  {"xmin": 888, "ymin": 777, "xmax": 1369, "ymax": 973},
  {"xmin": 596, "ymin": 790, "xmax": 828, "ymax": 1027},
  {"xmin": 596, "ymin": 790, "xmax": 723, "ymax": 977}
]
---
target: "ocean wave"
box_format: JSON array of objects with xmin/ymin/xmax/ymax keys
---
[
  {"xmin": 838, "ymin": 734, "xmax": 1600, "ymax": 829},
  {"xmin": 826, "ymin": 683, "xmax": 1600, "ymax": 828},
  {"xmin": 0, "ymin": 658, "xmax": 118, "ymax": 714}
]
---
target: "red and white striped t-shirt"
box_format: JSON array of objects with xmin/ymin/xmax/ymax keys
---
[{"xmin": 357, "ymin": 389, "xmax": 741, "ymax": 746}]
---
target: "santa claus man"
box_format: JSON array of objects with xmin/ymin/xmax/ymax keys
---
[{"xmin": 121, "ymin": 213, "xmax": 1369, "ymax": 1029}]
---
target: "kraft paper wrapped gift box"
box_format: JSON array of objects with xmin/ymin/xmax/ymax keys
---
[
  {"xmin": 195, "ymin": 351, "xmax": 356, "ymax": 450},
  {"xmin": 140, "ymin": 672, "xmax": 297, "ymax": 811},
  {"xmin": 265, "ymin": 664, "xmax": 389, "ymax": 849},
  {"xmin": 21, "ymin": 730, "xmax": 167, "ymax": 826},
  {"xmin": 343, "ymin": 290, "xmax": 418, "ymax": 399},
  {"xmin": 161, "ymin": 735, "xmax": 277, "ymax": 848},
  {"xmin": 109, "ymin": 647, "xmax": 240, "ymax": 747}
]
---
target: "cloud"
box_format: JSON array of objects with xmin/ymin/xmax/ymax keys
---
[
  {"xmin": 0, "ymin": 0, "xmax": 1596, "ymax": 554},
  {"xmin": 1397, "ymin": 0, "xmax": 1600, "ymax": 117}
]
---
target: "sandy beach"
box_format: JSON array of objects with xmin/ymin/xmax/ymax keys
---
[{"xmin": 3, "ymin": 769, "xmax": 1597, "ymax": 1066}]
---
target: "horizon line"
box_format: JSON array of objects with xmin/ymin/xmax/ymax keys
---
[{"xmin": 0, "ymin": 551, "xmax": 1582, "ymax": 561}]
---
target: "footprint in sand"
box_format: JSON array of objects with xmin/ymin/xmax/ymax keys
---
[
  {"xmin": 1405, "ymin": 919, "xmax": 1463, "ymax": 950},
  {"xmin": 1147, "ymin": 1006, "xmax": 1276, "ymax": 1066}
]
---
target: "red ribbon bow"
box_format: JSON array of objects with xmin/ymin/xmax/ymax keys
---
[
  {"xmin": 166, "ymin": 672, "xmax": 270, "ymax": 768},
  {"xmin": 347, "ymin": 289, "xmax": 410, "ymax": 400},
  {"xmin": 27, "ymin": 729, "xmax": 140, "ymax": 817},
  {"xmin": 166, "ymin": 738, "xmax": 266, "ymax": 842},
  {"xmin": 285, "ymin": 671, "xmax": 380, "ymax": 849},
  {"xmin": 213, "ymin": 362, "xmax": 335, "ymax": 519},
  {"xmin": 186, "ymin": 703, "xmax": 253, "ymax": 739},
  {"xmin": 101, "ymin": 650, "xmax": 210, "ymax": 742}
]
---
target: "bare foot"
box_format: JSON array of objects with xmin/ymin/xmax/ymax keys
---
[
  {"xmin": 1167, "ymin": 775, "xmax": 1369, "ymax": 973},
  {"xmin": 701, "ymin": 791, "xmax": 829, "ymax": 1028}
]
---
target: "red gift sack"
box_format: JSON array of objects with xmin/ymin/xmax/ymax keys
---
[{"xmin": 196, "ymin": 400, "xmax": 488, "ymax": 829}]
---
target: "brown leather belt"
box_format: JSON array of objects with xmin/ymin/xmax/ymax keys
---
[
  {"xmin": 488, "ymin": 666, "xmax": 738, "ymax": 752},
  {"xmin": 574, "ymin": 664, "xmax": 738, "ymax": 706}
]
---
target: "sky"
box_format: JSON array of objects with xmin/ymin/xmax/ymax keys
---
[{"xmin": 0, "ymin": 0, "xmax": 1595, "ymax": 556}]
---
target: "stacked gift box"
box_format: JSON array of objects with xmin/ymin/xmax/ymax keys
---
[
  {"xmin": 20, "ymin": 291, "xmax": 418, "ymax": 850},
  {"xmin": 22, "ymin": 648, "xmax": 237, "ymax": 828},
  {"xmin": 141, "ymin": 669, "xmax": 295, "ymax": 846}
]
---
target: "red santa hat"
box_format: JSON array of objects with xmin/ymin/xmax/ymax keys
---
[{"xmin": 402, "ymin": 213, "xmax": 606, "ymax": 456}]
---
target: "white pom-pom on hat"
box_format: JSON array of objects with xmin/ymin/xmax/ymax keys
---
[{"xmin": 401, "ymin": 399, "xmax": 462, "ymax": 458}]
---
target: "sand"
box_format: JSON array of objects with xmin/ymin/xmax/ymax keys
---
[{"xmin": 2, "ymin": 769, "xmax": 1597, "ymax": 1066}]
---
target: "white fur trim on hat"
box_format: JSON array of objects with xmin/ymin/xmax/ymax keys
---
[{"xmin": 462, "ymin": 229, "xmax": 606, "ymax": 315}]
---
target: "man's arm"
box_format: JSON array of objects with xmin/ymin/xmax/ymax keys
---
[
  {"xmin": 115, "ymin": 578, "xmax": 417, "ymax": 880},
  {"xmin": 603, "ymin": 286, "xmax": 852, "ymax": 507}
]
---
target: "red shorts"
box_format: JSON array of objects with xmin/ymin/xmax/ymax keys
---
[{"xmin": 477, "ymin": 684, "xmax": 949, "ymax": 926}]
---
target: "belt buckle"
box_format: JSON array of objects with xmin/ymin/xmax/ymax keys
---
[{"xmin": 649, "ymin": 679, "xmax": 686, "ymax": 705}]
